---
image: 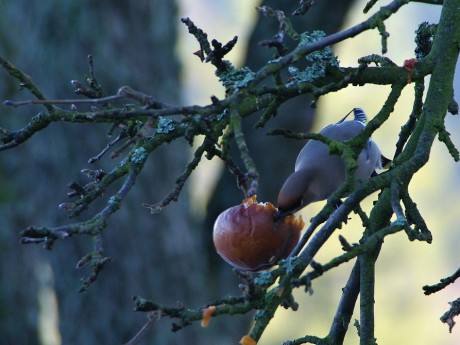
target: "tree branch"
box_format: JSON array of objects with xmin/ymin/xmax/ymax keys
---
[
  {"xmin": 1, "ymin": 0, "xmax": 459, "ymax": 342},
  {"xmin": 326, "ymin": 260, "xmax": 361, "ymax": 344},
  {"xmin": 250, "ymin": 0, "xmax": 411, "ymax": 87},
  {"xmin": 440, "ymin": 297, "xmax": 460, "ymax": 332},
  {"xmin": 423, "ymin": 267, "xmax": 460, "ymax": 295},
  {"xmin": 230, "ymin": 109, "xmax": 259, "ymax": 196},
  {"xmin": 0, "ymin": 56, "xmax": 53, "ymax": 112}
]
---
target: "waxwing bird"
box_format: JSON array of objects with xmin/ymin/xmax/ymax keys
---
[{"xmin": 275, "ymin": 108, "xmax": 382, "ymax": 221}]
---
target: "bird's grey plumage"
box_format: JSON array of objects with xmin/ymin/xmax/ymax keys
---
[{"xmin": 276, "ymin": 108, "xmax": 382, "ymax": 219}]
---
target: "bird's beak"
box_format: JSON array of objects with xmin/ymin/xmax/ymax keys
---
[{"xmin": 274, "ymin": 209, "xmax": 290, "ymax": 222}]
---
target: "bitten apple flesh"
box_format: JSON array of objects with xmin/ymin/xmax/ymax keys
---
[{"xmin": 213, "ymin": 195, "xmax": 304, "ymax": 271}]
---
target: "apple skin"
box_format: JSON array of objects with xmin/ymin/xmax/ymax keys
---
[{"xmin": 213, "ymin": 196, "xmax": 304, "ymax": 271}]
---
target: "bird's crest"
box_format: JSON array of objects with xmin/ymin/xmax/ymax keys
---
[
  {"xmin": 337, "ymin": 107, "xmax": 367, "ymax": 124},
  {"xmin": 353, "ymin": 108, "xmax": 367, "ymax": 123}
]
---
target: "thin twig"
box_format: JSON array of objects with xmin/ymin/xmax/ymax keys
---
[
  {"xmin": 3, "ymin": 85, "xmax": 170, "ymax": 109},
  {"xmin": 132, "ymin": 295, "xmax": 253, "ymax": 333},
  {"xmin": 440, "ymin": 297, "xmax": 460, "ymax": 333},
  {"xmin": 124, "ymin": 312, "xmax": 160, "ymax": 345},
  {"xmin": 438, "ymin": 124, "xmax": 460, "ymax": 161},
  {"xmin": 3, "ymin": 94, "xmax": 124, "ymax": 108},
  {"xmin": 142, "ymin": 139, "xmax": 208, "ymax": 213},
  {"xmin": 292, "ymin": 0, "xmax": 315, "ymax": 16},
  {"xmin": 88, "ymin": 129, "xmax": 129, "ymax": 163},
  {"xmin": 0, "ymin": 56, "xmax": 53, "ymax": 112},
  {"xmin": 423, "ymin": 267, "xmax": 460, "ymax": 295},
  {"xmin": 230, "ymin": 109, "xmax": 259, "ymax": 196},
  {"xmin": 390, "ymin": 180, "xmax": 407, "ymax": 226},
  {"xmin": 21, "ymin": 170, "xmax": 139, "ymax": 246},
  {"xmin": 401, "ymin": 188, "xmax": 433, "ymax": 242}
]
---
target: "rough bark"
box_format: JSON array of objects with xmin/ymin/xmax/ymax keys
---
[{"xmin": 0, "ymin": 1, "xmax": 206, "ymax": 344}]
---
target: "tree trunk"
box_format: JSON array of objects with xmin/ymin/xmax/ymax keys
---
[{"xmin": 0, "ymin": 1, "xmax": 208, "ymax": 344}]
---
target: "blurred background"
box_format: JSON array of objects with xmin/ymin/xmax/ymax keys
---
[{"xmin": 0, "ymin": 0, "xmax": 458, "ymax": 344}]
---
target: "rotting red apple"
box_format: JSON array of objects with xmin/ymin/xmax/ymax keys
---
[{"xmin": 213, "ymin": 195, "xmax": 305, "ymax": 271}]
